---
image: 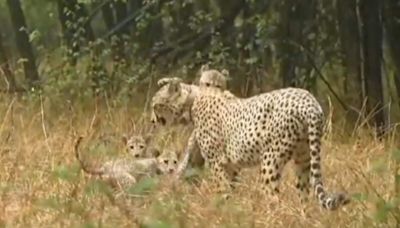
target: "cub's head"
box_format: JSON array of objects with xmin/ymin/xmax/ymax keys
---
[
  {"xmin": 156, "ymin": 149, "xmax": 179, "ymax": 174},
  {"xmin": 122, "ymin": 134, "xmax": 148, "ymax": 158},
  {"xmin": 198, "ymin": 64, "xmax": 229, "ymax": 90},
  {"xmin": 150, "ymin": 78, "xmax": 191, "ymax": 126},
  {"xmin": 122, "ymin": 134, "xmax": 159, "ymax": 158}
]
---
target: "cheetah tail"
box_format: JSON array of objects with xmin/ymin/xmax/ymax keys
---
[
  {"xmin": 307, "ymin": 116, "xmax": 350, "ymax": 210},
  {"xmin": 74, "ymin": 136, "xmax": 104, "ymax": 176}
]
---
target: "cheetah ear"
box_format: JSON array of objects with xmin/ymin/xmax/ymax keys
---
[
  {"xmin": 122, "ymin": 134, "xmax": 128, "ymax": 145},
  {"xmin": 167, "ymin": 80, "xmax": 182, "ymax": 94},
  {"xmin": 143, "ymin": 133, "xmax": 153, "ymax": 144},
  {"xmin": 157, "ymin": 77, "xmax": 173, "ymax": 87},
  {"xmin": 221, "ymin": 69, "xmax": 229, "ymax": 77},
  {"xmin": 150, "ymin": 148, "xmax": 161, "ymax": 157},
  {"xmin": 200, "ymin": 64, "xmax": 209, "ymax": 73}
]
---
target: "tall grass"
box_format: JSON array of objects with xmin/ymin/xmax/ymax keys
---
[{"xmin": 0, "ymin": 92, "xmax": 399, "ymax": 228}]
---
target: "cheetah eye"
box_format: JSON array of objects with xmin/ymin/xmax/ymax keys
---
[
  {"xmin": 130, "ymin": 145, "xmax": 134, "ymax": 149},
  {"xmin": 174, "ymin": 160, "xmax": 177, "ymax": 164},
  {"xmin": 164, "ymin": 160, "xmax": 168, "ymax": 164},
  {"xmin": 139, "ymin": 145, "xmax": 145, "ymax": 149},
  {"xmin": 205, "ymin": 83, "xmax": 210, "ymax": 87},
  {"xmin": 216, "ymin": 85, "xmax": 221, "ymax": 88}
]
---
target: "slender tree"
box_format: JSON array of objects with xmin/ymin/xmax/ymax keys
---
[
  {"xmin": 114, "ymin": 0, "xmax": 129, "ymax": 62},
  {"xmin": 360, "ymin": 0, "xmax": 385, "ymax": 136},
  {"xmin": 0, "ymin": 33, "xmax": 17, "ymax": 92},
  {"xmin": 277, "ymin": 0, "xmax": 316, "ymax": 89},
  {"xmin": 336, "ymin": 0, "xmax": 363, "ymax": 108},
  {"xmin": 384, "ymin": 0, "xmax": 400, "ymax": 105},
  {"xmin": 102, "ymin": 1, "xmax": 115, "ymax": 30},
  {"xmin": 6, "ymin": 0, "xmax": 40, "ymax": 88}
]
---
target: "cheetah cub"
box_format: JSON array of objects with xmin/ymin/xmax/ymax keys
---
[
  {"xmin": 156, "ymin": 64, "xmax": 235, "ymax": 101},
  {"xmin": 122, "ymin": 133, "xmax": 161, "ymax": 158},
  {"xmin": 198, "ymin": 64, "xmax": 229, "ymax": 90},
  {"xmin": 198, "ymin": 64, "xmax": 235, "ymax": 98},
  {"xmin": 74, "ymin": 136, "xmax": 178, "ymax": 189}
]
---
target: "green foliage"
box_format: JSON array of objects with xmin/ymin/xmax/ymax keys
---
[
  {"xmin": 81, "ymin": 222, "xmax": 97, "ymax": 228},
  {"xmin": 391, "ymin": 149, "xmax": 400, "ymax": 162},
  {"xmin": 141, "ymin": 220, "xmax": 172, "ymax": 228},
  {"xmin": 355, "ymin": 147, "xmax": 400, "ymax": 226},
  {"xmin": 84, "ymin": 179, "xmax": 113, "ymax": 197},
  {"xmin": 351, "ymin": 192, "xmax": 368, "ymax": 202},
  {"xmin": 37, "ymin": 196, "xmax": 64, "ymax": 211},
  {"xmin": 370, "ymin": 157, "xmax": 388, "ymax": 174},
  {"xmin": 3, "ymin": 0, "xmax": 396, "ymax": 109},
  {"xmin": 52, "ymin": 164, "xmax": 80, "ymax": 182},
  {"xmin": 127, "ymin": 177, "xmax": 159, "ymax": 195},
  {"xmin": 373, "ymin": 198, "xmax": 398, "ymax": 223}
]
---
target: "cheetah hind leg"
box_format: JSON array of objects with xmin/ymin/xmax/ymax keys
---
[
  {"xmin": 293, "ymin": 141, "xmax": 311, "ymax": 204},
  {"xmin": 260, "ymin": 147, "xmax": 288, "ymax": 197}
]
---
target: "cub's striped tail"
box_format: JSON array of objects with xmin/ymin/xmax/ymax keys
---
[{"xmin": 74, "ymin": 136, "xmax": 104, "ymax": 176}]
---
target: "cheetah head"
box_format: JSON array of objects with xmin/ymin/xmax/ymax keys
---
[
  {"xmin": 156, "ymin": 149, "xmax": 179, "ymax": 174},
  {"xmin": 122, "ymin": 134, "xmax": 151, "ymax": 158},
  {"xmin": 198, "ymin": 64, "xmax": 229, "ymax": 90},
  {"xmin": 150, "ymin": 78, "xmax": 192, "ymax": 126}
]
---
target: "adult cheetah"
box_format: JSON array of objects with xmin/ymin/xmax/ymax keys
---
[
  {"xmin": 150, "ymin": 76, "xmax": 350, "ymax": 210},
  {"xmin": 151, "ymin": 65, "xmax": 235, "ymax": 126}
]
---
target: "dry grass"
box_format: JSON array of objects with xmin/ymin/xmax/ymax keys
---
[{"xmin": 0, "ymin": 95, "xmax": 399, "ymax": 228}]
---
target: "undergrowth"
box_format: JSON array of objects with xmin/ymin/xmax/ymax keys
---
[{"xmin": 0, "ymin": 93, "xmax": 399, "ymax": 228}]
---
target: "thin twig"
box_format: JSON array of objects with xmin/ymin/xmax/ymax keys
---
[
  {"xmin": 285, "ymin": 39, "xmax": 352, "ymax": 113},
  {"xmin": 40, "ymin": 95, "xmax": 52, "ymax": 154},
  {"xmin": 87, "ymin": 96, "xmax": 99, "ymax": 140},
  {"xmin": 0, "ymin": 97, "xmax": 16, "ymax": 134},
  {"xmin": 143, "ymin": 64, "xmax": 154, "ymax": 114}
]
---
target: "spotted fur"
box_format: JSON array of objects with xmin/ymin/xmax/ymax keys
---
[
  {"xmin": 150, "ymin": 73, "xmax": 350, "ymax": 210},
  {"xmin": 74, "ymin": 136, "xmax": 178, "ymax": 189},
  {"xmin": 122, "ymin": 134, "xmax": 160, "ymax": 158}
]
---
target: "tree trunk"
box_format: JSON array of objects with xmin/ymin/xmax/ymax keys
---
[
  {"xmin": 384, "ymin": 0, "xmax": 400, "ymax": 106},
  {"xmin": 394, "ymin": 74, "xmax": 400, "ymax": 109},
  {"xmin": 360, "ymin": 0, "xmax": 385, "ymax": 137},
  {"xmin": 78, "ymin": 4, "xmax": 95, "ymax": 43},
  {"xmin": 6, "ymin": 0, "xmax": 40, "ymax": 88},
  {"xmin": 279, "ymin": 0, "xmax": 298, "ymax": 87},
  {"xmin": 336, "ymin": 0, "xmax": 363, "ymax": 108},
  {"xmin": 0, "ymin": 33, "xmax": 17, "ymax": 92},
  {"xmin": 278, "ymin": 0, "xmax": 316, "ymax": 88},
  {"xmin": 114, "ymin": 0, "xmax": 129, "ymax": 62},
  {"xmin": 102, "ymin": 1, "xmax": 115, "ymax": 30}
]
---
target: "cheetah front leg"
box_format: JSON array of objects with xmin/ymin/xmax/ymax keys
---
[
  {"xmin": 209, "ymin": 160, "xmax": 233, "ymax": 194},
  {"xmin": 225, "ymin": 165, "xmax": 241, "ymax": 189},
  {"xmin": 174, "ymin": 130, "xmax": 199, "ymax": 179}
]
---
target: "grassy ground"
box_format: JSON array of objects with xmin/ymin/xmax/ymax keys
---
[{"xmin": 0, "ymin": 94, "xmax": 399, "ymax": 228}]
